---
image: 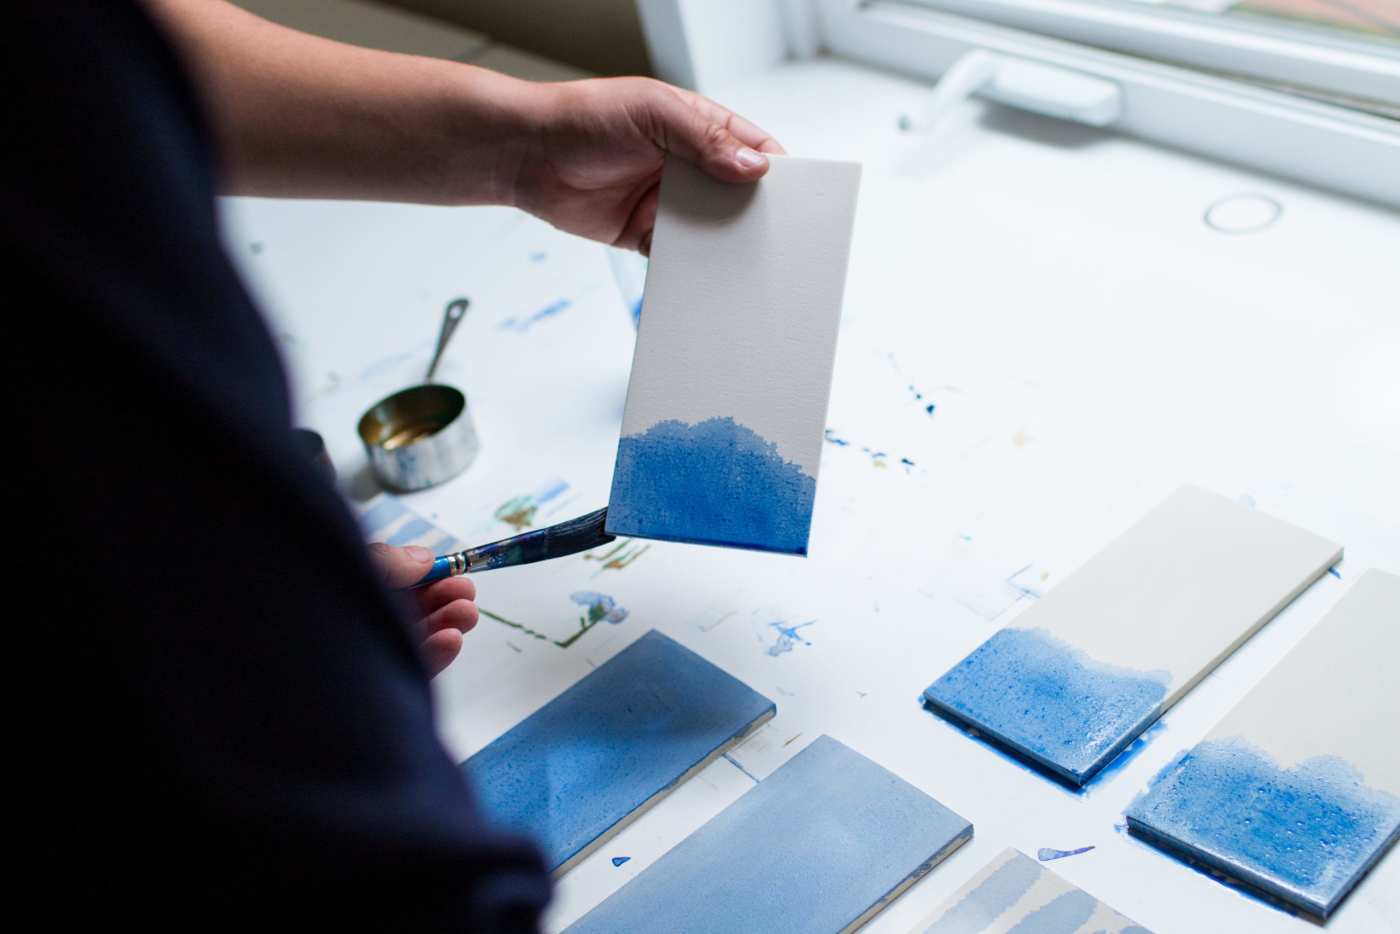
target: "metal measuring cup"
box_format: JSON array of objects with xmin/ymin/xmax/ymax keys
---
[{"xmin": 357, "ymin": 298, "xmax": 479, "ymax": 491}]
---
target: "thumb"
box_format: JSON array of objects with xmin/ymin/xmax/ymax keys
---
[
  {"xmin": 367, "ymin": 542, "xmax": 435, "ymax": 589},
  {"xmin": 656, "ymin": 93, "xmax": 770, "ymax": 183}
]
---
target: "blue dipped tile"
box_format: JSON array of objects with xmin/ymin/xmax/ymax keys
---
[
  {"xmin": 1126, "ymin": 738, "xmax": 1400, "ymax": 918},
  {"xmin": 566, "ymin": 735, "xmax": 972, "ymax": 934},
  {"xmin": 922, "ymin": 628, "xmax": 1169, "ymax": 787},
  {"xmin": 461, "ymin": 630, "xmax": 774, "ymax": 874},
  {"xmin": 606, "ymin": 416, "xmax": 817, "ymax": 555}
]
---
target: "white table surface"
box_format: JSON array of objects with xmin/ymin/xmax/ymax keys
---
[{"xmin": 221, "ymin": 53, "xmax": 1400, "ymax": 934}]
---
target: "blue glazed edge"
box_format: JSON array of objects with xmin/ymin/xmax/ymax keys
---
[
  {"xmin": 607, "ymin": 416, "xmax": 817, "ymax": 556},
  {"xmin": 921, "ymin": 628, "xmax": 1169, "ymax": 787},
  {"xmin": 1126, "ymin": 738, "xmax": 1400, "ymax": 918}
]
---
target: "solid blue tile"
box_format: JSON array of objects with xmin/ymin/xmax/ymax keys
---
[
  {"xmin": 461, "ymin": 630, "xmax": 774, "ymax": 873},
  {"xmin": 566, "ymin": 735, "xmax": 972, "ymax": 934}
]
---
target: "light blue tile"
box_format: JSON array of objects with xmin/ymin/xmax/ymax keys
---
[
  {"xmin": 566, "ymin": 735, "xmax": 972, "ymax": 934},
  {"xmin": 461, "ymin": 630, "xmax": 774, "ymax": 873}
]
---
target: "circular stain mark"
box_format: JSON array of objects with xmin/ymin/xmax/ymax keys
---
[{"xmin": 1204, "ymin": 193, "xmax": 1282, "ymax": 234}]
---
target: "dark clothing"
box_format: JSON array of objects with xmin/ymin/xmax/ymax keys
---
[{"xmin": 8, "ymin": 3, "xmax": 548, "ymax": 927}]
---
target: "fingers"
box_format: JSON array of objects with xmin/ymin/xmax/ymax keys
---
[
  {"xmin": 614, "ymin": 182, "xmax": 661, "ymax": 255},
  {"xmin": 421, "ymin": 597, "xmax": 479, "ymax": 636},
  {"xmin": 366, "ymin": 542, "xmax": 435, "ymax": 589},
  {"xmin": 421, "ymin": 629, "xmax": 463, "ymax": 678},
  {"xmin": 414, "ymin": 575, "xmax": 477, "ymax": 616},
  {"xmin": 651, "ymin": 85, "xmax": 779, "ymax": 183}
]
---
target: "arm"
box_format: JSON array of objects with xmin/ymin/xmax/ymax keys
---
[{"xmin": 144, "ymin": 0, "xmax": 784, "ymax": 251}]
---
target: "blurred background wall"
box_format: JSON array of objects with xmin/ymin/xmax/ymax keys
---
[{"xmin": 389, "ymin": 0, "xmax": 652, "ymax": 75}]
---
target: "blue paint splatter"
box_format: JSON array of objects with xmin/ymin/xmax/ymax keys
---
[
  {"xmin": 923, "ymin": 851, "xmax": 1040, "ymax": 933},
  {"xmin": 907, "ymin": 384, "xmax": 937, "ymax": 416},
  {"xmin": 611, "ymin": 856, "xmax": 631, "ymax": 867},
  {"xmin": 630, "ymin": 297, "xmax": 643, "ymax": 327},
  {"xmin": 501, "ymin": 298, "xmax": 572, "ymax": 332},
  {"xmin": 922, "ymin": 627, "xmax": 1169, "ymax": 786},
  {"xmin": 1005, "ymin": 890, "xmax": 1096, "ymax": 934},
  {"xmin": 1328, "ymin": 566, "xmax": 1342, "ymax": 579},
  {"xmin": 1126, "ymin": 738, "xmax": 1400, "ymax": 917},
  {"xmin": 823, "ymin": 429, "xmax": 851, "ymax": 447},
  {"xmin": 1037, "ymin": 845, "xmax": 1095, "ymax": 861},
  {"xmin": 766, "ymin": 620, "xmax": 816, "ymax": 657},
  {"xmin": 569, "ymin": 592, "xmax": 629, "ymax": 625},
  {"xmin": 608, "ymin": 417, "xmax": 816, "ymax": 555},
  {"xmin": 1086, "ymin": 719, "xmax": 1167, "ymax": 789}
]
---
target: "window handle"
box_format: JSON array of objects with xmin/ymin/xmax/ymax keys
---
[{"xmin": 900, "ymin": 49, "xmax": 1122, "ymax": 131}]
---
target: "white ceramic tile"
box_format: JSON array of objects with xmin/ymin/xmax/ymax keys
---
[
  {"xmin": 1127, "ymin": 570, "xmax": 1400, "ymax": 917},
  {"xmin": 923, "ymin": 485, "xmax": 1341, "ymax": 784},
  {"xmin": 606, "ymin": 154, "xmax": 862, "ymax": 555}
]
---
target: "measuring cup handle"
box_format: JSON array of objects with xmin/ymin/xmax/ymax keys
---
[{"xmin": 425, "ymin": 297, "xmax": 469, "ymax": 382}]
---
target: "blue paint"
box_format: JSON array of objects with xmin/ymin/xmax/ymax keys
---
[
  {"xmin": 1087, "ymin": 719, "xmax": 1167, "ymax": 790},
  {"xmin": 921, "ymin": 850, "xmax": 1040, "ymax": 933},
  {"xmin": 385, "ymin": 517, "xmax": 433, "ymax": 546},
  {"xmin": 823, "ymin": 428, "xmax": 851, "ymax": 447},
  {"xmin": 922, "ymin": 627, "xmax": 1169, "ymax": 786},
  {"xmin": 1328, "ymin": 566, "xmax": 1342, "ymax": 579},
  {"xmin": 501, "ymin": 298, "xmax": 572, "ymax": 332},
  {"xmin": 766, "ymin": 620, "xmax": 816, "ymax": 657},
  {"xmin": 607, "ymin": 416, "xmax": 817, "ymax": 555},
  {"xmin": 461, "ymin": 631, "xmax": 774, "ymax": 873},
  {"xmin": 1005, "ymin": 890, "xmax": 1096, "ymax": 934},
  {"xmin": 907, "ymin": 384, "xmax": 937, "ymax": 417},
  {"xmin": 429, "ymin": 533, "xmax": 463, "ymax": 554},
  {"xmin": 569, "ymin": 591, "xmax": 629, "ymax": 624},
  {"xmin": 529, "ymin": 251, "xmax": 547, "ymax": 262},
  {"xmin": 1036, "ymin": 845, "xmax": 1094, "ymax": 861},
  {"xmin": 612, "ymin": 856, "xmax": 631, "ymax": 867},
  {"xmin": 565, "ymin": 736, "xmax": 972, "ymax": 934},
  {"xmin": 1126, "ymin": 738, "xmax": 1400, "ymax": 917},
  {"xmin": 630, "ymin": 297, "xmax": 643, "ymax": 327},
  {"xmin": 358, "ymin": 496, "xmax": 408, "ymax": 536}
]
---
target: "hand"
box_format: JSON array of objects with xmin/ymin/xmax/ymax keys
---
[
  {"xmin": 512, "ymin": 77, "xmax": 786, "ymax": 254},
  {"xmin": 368, "ymin": 544, "xmax": 478, "ymax": 677}
]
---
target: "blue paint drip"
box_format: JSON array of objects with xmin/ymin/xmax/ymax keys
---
[
  {"xmin": 922, "ymin": 852, "xmax": 1041, "ymax": 933},
  {"xmin": 1005, "ymin": 890, "xmax": 1096, "ymax": 934},
  {"xmin": 386, "ymin": 517, "xmax": 434, "ymax": 546},
  {"xmin": 922, "ymin": 627, "xmax": 1169, "ymax": 786},
  {"xmin": 501, "ymin": 298, "xmax": 572, "ymax": 332},
  {"xmin": 1037, "ymin": 845, "xmax": 1095, "ymax": 861},
  {"xmin": 570, "ymin": 591, "xmax": 629, "ymax": 624},
  {"xmin": 766, "ymin": 620, "xmax": 816, "ymax": 657},
  {"xmin": 611, "ymin": 856, "xmax": 631, "ymax": 867},
  {"xmin": 1126, "ymin": 738, "xmax": 1400, "ymax": 917},
  {"xmin": 607, "ymin": 417, "xmax": 816, "ymax": 555},
  {"xmin": 1328, "ymin": 566, "xmax": 1342, "ymax": 579}
]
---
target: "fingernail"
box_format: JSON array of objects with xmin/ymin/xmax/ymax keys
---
[
  {"xmin": 406, "ymin": 545, "xmax": 434, "ymax": 563},
  {"xmin": 735, "ymin": 147, "xmax": 766, "ymax": 170}
]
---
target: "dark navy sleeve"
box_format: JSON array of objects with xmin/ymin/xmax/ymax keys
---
[{"xmin": 5, "ymin": 3, "xmax": 548, "ymax": 927}]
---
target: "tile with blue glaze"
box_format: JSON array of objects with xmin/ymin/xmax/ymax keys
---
[
  {"xmin": 460, "ymin": 629, "xmax": 774, "ymax": 875},
  {"xmin": 566, "ymin": 735, "xmax": 972, "ymax": 934},
  {"xmin": 605, "ymin": 155, "xmax": 861, "ymax": 555},
  {"xmin": 922, "ymin": 486, "xmax": 1339, "ymax": 786},
  {"xmin": 913, "ymin": 848, "xmax": 1149, "ymax": 933},
  {"xmin": 1126, "ymin": 570, "xmax": 1400, "ymax": 918}
]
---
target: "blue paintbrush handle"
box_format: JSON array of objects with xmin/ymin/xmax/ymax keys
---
[{"xmin": 405, "ymin": 507, "xmax": 613, "ymax": 590}]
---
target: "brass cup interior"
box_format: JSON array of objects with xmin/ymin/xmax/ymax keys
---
[{"xmin": 357, "ymin": 384, "xmax": 466, "ymax": 451}]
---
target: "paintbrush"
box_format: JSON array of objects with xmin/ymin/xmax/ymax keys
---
[{"xmin": 405, "ymin": 507, "xmax": 613, "ymax": 590}]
